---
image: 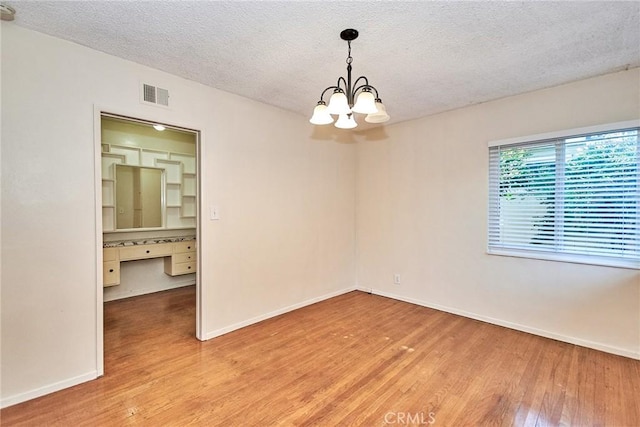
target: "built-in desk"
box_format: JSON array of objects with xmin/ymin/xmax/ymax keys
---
[{"xmin": 103, "ymin": 238, "xmax": 196, "ymax": 287}]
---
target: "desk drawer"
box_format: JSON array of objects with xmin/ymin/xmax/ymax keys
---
[
  {"xmin": 119, "ymin": 243, "xmax": 173, "ymax": 261},
  {"xmin": 172, "ymin": 261, "xmax": 196, "ymax": 275},
  {"xmin": 174, "ymin": 252, "xmax": 196, "ymax": 263},
  {"xmin": 103, "ymin": 261, "xmax": 120, "ymax": 286},
  {"xmin": 173, "ymin": 241, "xmax": 196, "ymax": 253},
  {"xmin": 165, "ymin": 257, "xmax": 197, "ymax": 276}
]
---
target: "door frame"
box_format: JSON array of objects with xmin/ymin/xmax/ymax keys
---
[{"xmin": 93, "ymin": 105, "xmax": 205, "ymax": 376}]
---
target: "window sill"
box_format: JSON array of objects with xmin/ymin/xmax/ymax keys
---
[{"xmin": 487, "ymin": 248, "xmax": 639, "ymax": 270}]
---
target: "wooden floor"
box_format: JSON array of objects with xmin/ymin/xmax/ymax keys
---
[{"xmin": 2, "ymin": 287, "xmax": 639, "ymax": 426}]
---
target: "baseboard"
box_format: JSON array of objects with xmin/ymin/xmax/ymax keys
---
[
  {"xmin": 359, "ymin": 286, "xmax": 640, "ymax": 360},
  {"xmin": 103, "ymin": 281, "xmax": 195, "ymax": 302},
  {"xmin": 1, "ymin": 370, "xmax": 98, "ymax": 409},
  {"xmin": 202, "ymin": 286, "xmax": 358, "ymax": 341}
]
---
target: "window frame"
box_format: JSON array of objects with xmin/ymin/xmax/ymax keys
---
[{"xmin": 487, "ymin": 120, "xmax": 640, "ymax": 270}]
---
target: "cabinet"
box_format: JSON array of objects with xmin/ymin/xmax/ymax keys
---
[
  {"xmin": 164, "ymin": 242, "xmax": 196, "ymax": 276},
  {"xmin": 103, "ymin": 241, "xmax": 196, "ymax": 287}
]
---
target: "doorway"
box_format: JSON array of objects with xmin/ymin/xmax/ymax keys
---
[{"xmin": 95, "ymin": 111, "xmax": 203, "ymax": 376}]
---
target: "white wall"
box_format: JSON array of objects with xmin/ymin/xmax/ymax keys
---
[
  {"xmin": 0, "ymin": 24, "xmax": 356, "ymax": 406},
  {"xmin": 356, "ymin": 68, "xmax": 640, "ymax": 359}
]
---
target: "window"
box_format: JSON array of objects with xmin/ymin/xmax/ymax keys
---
[{"xmin": 488, "ymin": 121, "xmax": 640, "ymax": 269}]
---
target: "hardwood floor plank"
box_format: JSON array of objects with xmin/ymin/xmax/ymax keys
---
[{"xmin": 1, "ymin": 288, "xmax": 639, "ymax": 426}]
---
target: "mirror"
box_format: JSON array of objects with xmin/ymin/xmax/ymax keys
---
[{"xmin": 115, "ymin": 165, "xmax": 163, "ymax": 230}]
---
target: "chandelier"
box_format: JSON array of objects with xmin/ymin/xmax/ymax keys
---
[{"xmin": 309, "ymin": 29, "xmax": 390, "ymax": 129}]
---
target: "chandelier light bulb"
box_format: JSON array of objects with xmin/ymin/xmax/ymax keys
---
[
  {"xmin": 335, "ymin": 114, "xmax": 358, "ymax": 129},
  {"xmin": 309, "ymin": 102, "xmax": 334, "ymax": 125},
  {"xmin": 326, "ymin": 90, "xmax": 351, "ymax": 115},
  {"xmin": 365, "ymin": 100, "xmax": 390, "ymax": 123},
  {"xmin": 351, "ymin": 89, "xmax": 378, "ymax": 114}
]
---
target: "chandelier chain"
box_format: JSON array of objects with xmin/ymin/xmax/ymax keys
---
[{"xmin": 346, "ymin": 41, "xmax": 353, "ymax": 65}]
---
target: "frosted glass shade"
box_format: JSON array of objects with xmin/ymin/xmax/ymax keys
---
[
  {"xmin": 335, "ymin": 114, "xmax": 357, "ymax": 129},
  {"xmin": 351, "ymin": 90, "xmax": 378, "ymax": 114},
  {"xmin": 309, "ymin": 103, "xmax": 334, "ymax": 125},
  {"xmin": 326, "ymin": 91, "xmax": 351, "ymax": 115},
  {"xmin": 365, "ymin": 100, "xmax": 390, "ymax": 123}
]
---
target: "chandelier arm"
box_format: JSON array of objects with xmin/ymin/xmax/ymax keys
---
[
  {"xmin": 336, "ymin": 77, "xmax": 348, "ymax": 91},
  {"xmin": 353, "ymin": 76, "xmax": 370, "ymax": 90}
]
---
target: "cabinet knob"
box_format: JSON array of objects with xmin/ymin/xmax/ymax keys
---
[
  {"xmin": 146, "ymin": 250, "xmax": 150, "ymax": 253},
  {"xmin": 188, "ymin": 266, "xmax": 191, "ymax": 269},
  {"xmin": 187, "ymin": 246, "xmax": 191, "ymax": 250},
  {"xmin": 109, "ymin": 269, "xmax": 114, "ymax": 273}
]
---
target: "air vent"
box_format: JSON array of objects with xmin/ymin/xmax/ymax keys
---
[
  {"xmin": 141, "ymin": 83, "xmax": 170, "ymax": 107},
  {"xmin": 156, "ymin": 88, "xmax": 169, "ymax": 106}
]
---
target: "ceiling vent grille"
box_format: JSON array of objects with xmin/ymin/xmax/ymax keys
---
[{"xmin": 141, "ymin": 83, "xmax": 169, "ymax": 107}]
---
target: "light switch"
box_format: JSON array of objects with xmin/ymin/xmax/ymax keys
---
[{"xmin": 210, "ymin": 205, "xmax": 220, "ymax": 220}]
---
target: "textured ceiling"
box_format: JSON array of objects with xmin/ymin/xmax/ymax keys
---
[{"xmin": 5, "ymin": 1, "xmax": 640, "ymax": 126}]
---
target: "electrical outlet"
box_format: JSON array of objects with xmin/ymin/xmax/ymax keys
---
[{"xmin": 394, "ymin": 274, "xmax": 401, "ymax": 285}]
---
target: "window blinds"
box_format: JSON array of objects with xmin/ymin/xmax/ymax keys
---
[{"xmin": 488, "ymin": 125, "xmax": 639, "ymax": 268}]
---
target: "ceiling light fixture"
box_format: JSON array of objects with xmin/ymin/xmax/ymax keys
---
[
  {"xmin": 310, "ymin": 29, "xmax": 390, "ymax": 129},
  {"xmin": 153, "ymin": 124, "xmax": 166, "ymax": 131},
  {"xmin": 0, "ymin": 4, "xmax": 16, "ymax": 21}
]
